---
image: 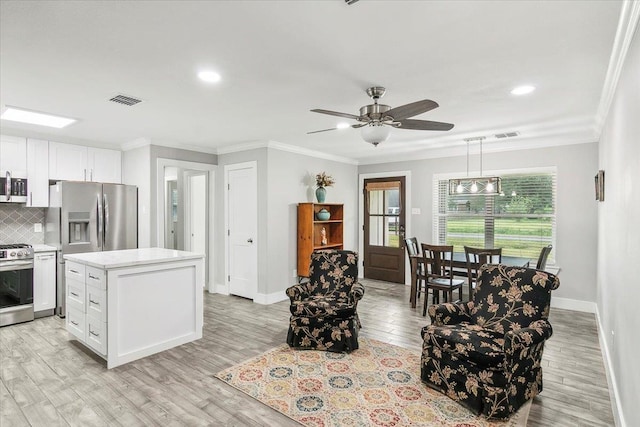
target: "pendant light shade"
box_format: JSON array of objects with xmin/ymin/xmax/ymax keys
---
[{"xmin": 361, "ymin": 122, "xmax": 391, "ymax": 146}]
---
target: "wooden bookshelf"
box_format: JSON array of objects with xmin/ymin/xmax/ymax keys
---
[{"xmin": 297, "ymin": 203, "xmax": 344, "ymax": 277}]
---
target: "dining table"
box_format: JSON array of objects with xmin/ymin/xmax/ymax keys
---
[{"xmin": 408, "ymin": 253, "xmax": 530, "ymax": 308}]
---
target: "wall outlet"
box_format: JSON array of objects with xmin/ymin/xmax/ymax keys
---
[
  {"xmin": 34, "ymin": 223, "xmax": 43, "ymax": 233},
  {"xmin": 292, "ymin": 269, "xmax": 297, "ymax": 278}
]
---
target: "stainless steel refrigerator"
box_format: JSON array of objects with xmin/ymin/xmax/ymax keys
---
[{"xmin": 45, "ymin": 181, "xmax": 138, "ymax": 317}]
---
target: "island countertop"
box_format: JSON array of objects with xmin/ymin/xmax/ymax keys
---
[{"xmin": 63, "ymin": 247, "xmax": 204, "ymax": 269}]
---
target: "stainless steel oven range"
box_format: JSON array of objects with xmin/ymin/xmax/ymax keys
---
[{"xmin": 0, "ymin": 244, "xmax": 34, "ymax": 327}]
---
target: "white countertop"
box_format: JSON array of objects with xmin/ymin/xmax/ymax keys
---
[
  {"xmin": 63, "ymin": 247, "xmax": 204, "ymax": 269},
  {"xmin": 32, "ymin": 244, "xmax": 57, "ymax": 253}
]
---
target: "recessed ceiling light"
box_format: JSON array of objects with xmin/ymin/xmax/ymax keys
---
[
  {"xmin": 510, "ymin": 85, "xmax": 536, "ymax": 95},
  {"xmin": 336, "ymin": 122, "xmax": 350, "ymax": 129},
  {"xmin": 1, "ymin": 106, "xmax": 76, "ymax": 128},
  {"xmin": 198, "ymin": 70, "xmax": 221, "ymax": 83}
]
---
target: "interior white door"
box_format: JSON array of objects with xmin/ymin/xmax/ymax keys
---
[
  {"xmin": 226, "ymin": 163, "xmax": 257, "ymax": 299},
  {"xmin": 187, "ymin": 172, "xmax": 207, "ymax": 255}
]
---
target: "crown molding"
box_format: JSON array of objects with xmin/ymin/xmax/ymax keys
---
[
  {"xmin": 121, "ymin": 137, "xmax": 218, "ymax": 154},
  {"xmin": 216, "ymin": 140, "xmax": 359, "ymax": 165},
  {"xmin": 594, "ymin": 0, "xmax": 640, "ymax": 137},
  {"xmin": 120, "ymin": 137, "xmax": 151, "ymax": 151}
]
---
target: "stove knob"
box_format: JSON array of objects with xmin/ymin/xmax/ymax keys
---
[
  {"xmin": 17, "ymin": 251, "xmax": 25, "ymax": 257},
  {"xmin": 10, "ymin": 251, "xmax": 16, "ymax": 257}
]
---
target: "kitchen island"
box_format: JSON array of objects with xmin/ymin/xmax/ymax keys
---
[{"xmin": 64, "ymin": 248, "xmax": 204, "ymax": 369}]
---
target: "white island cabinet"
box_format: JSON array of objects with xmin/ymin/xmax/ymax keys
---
[{"xmin": 64, "ymin": 248, "xmax": 204, "ymax": 369}]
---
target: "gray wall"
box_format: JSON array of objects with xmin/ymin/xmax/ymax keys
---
[
  {"xmin": 597, "ymin": 25, "xmax": 639, "ymax": 427},
  {"xmin": 216, "ymin": 146, "xmax": 358, "ymax": 300},
  {"xmin": 358, "ymin": 142, "xmax": 598, "ymax": 305}
]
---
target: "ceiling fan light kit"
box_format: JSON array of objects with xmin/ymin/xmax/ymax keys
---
[
  {"xmin": 308, "ymin": 86, "xmax": 454, "ymax": 146},
  {"xmin": 361, "ymin": 122, "xmax": 391, "ymax": 146}
]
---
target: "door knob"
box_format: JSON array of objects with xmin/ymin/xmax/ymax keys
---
[{"xmin": 247, "ymin": 238, "xmax": 253, "ymax": 243}]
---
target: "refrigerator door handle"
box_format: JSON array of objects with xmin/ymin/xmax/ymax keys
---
[
  {"xmin": 104, "ymin": 193, "xmax": 109, "ymax": 248},
  {"xmin": 5, "ymin": 171, "xmax": 10, "ymax": 201},
  {"xmin": 97, "ymin": 194, "xmax": 103, "ymax": 247}
]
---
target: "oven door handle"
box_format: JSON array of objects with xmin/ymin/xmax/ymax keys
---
[{"xmin": 0, "ymin": 260, "xmax": 33, "ymax": 271}]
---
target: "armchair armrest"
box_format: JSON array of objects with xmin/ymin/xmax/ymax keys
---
[
  {"xmin": 349, "ymin": 281, "xmax": 365, "ymax": 303},
  {"xmin": 427, "ymin": 301, "xmax": 473, "ymax": 326},
  {"xmin": 285, "ymin": 284, "xmax": 308, "ymax": 302},
  {"xmin": 503, "ymin": 319, "xmax": 553, "ymax": 362}
]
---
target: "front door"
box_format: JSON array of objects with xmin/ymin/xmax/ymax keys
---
[
  {"xmin": 363, "ymin": 177, "xmax": 406, "ymax": 283},
  {"xmin": 226, "ymin": 162, "xmax": 257, "ymax": 299}
]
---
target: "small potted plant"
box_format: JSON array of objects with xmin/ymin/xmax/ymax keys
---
[{"xmin": 315, "ymin": 172, "xmax": 334, "ymax": 203}]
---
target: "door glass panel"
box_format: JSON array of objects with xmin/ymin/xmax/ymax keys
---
[
  {"xmin": 386, "ymin": 216, "xmax": 400, "ymax": 247},
  {"xmin": 369, "ymin": 216, "xmax": 384, "ymax": 246},
  {"xmin": 368, "ymin": 190, "xmax": 384, "ymax": 214}
]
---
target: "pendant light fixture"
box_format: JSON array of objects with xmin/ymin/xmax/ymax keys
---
[{"xmin": 448, "ymin": 137, "xmax": 501, "ymax": 195}]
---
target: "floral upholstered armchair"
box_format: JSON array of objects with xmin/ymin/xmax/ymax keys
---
[
  {"xmin": 286, "ymin": 250, "xmax": 365, "ymax": 352},
  {"xmin": 420, "ymin": 264, "xmax": 560, "ymax": 419}
]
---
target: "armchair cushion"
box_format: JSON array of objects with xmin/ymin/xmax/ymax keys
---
[{"xmin": 422, "ymin": 323, "xmax": 506, "ymax": 369}]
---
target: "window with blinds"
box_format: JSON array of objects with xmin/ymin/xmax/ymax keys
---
[{"xmin": 433, "ymin": 169, "xmax": 556, "ymax": 261}]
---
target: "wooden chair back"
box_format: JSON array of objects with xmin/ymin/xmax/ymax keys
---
[
  {"xmin": 536, "ymin": 245, "xmax": 553, "ymax": 270},
  {"xmin": 464, "ymin": 246, "xmax": 503, "ymax": 298},
  {"xmin": 422, "ymin": 244, "xmax": 455, "ymax": 280}
]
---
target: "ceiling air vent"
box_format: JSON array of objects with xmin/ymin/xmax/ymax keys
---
[
  {"xmin": 494, "ymin": 131, "xmax": 520, "ymax": 139},
  {"xmin": 109, "ymin": 94, "xmax": 143, "ymax": 106}
]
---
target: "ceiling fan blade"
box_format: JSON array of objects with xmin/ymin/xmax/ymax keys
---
[
  {"xmin": 397, "ymin": 119, "xmax": 454, "ymax": 131},
  {"xmin": 307, "ymin": 127, "xmax": 339, "ymax": 134},
  {"xmin": 384, "ymin": 100, "xmax": 439, "ymax": 121},
  {"xmin": 310, "ymin": 109, "xmax": 360, "ymax": 120}
]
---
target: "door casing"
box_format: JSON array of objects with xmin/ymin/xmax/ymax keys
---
[
  {"xmin": 358, "ymin": 171, "xmax": 412, "ymax": 285},
  {"xmin": 224, "ymin": 161, "xmax": 258, "ymax": 300}
]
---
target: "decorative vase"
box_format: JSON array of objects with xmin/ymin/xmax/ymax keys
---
[
  {"xmin": 316, "ymin": 208, "xmax": 330, "ymax": 221},
  {"xmin": 315, "ymin": 186, "xmax": 326, "ymax": 203}
]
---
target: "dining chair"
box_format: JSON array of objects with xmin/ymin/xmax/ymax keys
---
[
  {"xmin": 421, "ymin": 244, "xmax": 465, "ymax": 316},
  {"xmin": 464, "ymin": 246, "xmax": 502, "ymax": 300},
  {"xmin": 405, "ymin": 237, "xmax": 427, "ymax": 302},
  {"xmin": 526, "ymin": 245, "xmax": 553, "ymax": 270}
]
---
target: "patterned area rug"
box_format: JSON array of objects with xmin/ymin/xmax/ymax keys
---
[{"xmin": 216, "ymin": 338, "xmax": 531, "ymax": 427}]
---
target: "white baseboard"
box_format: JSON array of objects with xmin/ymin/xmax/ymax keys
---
[
  {"xmin": 254, "ymin": 291, "xmax": 288, "ymax": 305},
  {"xmin": 595, "ymin": 306, "xmax": 626, "ymax": 427},
  {"xmin": 550, "ymin": 296, "xmax": 596, "ymax": 313}
]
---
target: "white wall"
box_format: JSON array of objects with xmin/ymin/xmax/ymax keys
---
[
  {"xmin": 216, "ymin": 145, "xmax": 358, "ymax": 302},
  {"xmin": 266, "ymin": 148, "xmax": 358, "ymax": 298},
  {"xmin": 597, "ymin": 24, "xmax": 640, "ymax": 427},
  {"xmin": 358, "ymin": 142, "xmax": 598, "ymax": 306},
  {"xmin": 122, "ymin": 145, "xmax": 151, "ymax": 247}
]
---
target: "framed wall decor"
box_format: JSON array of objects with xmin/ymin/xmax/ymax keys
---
[{"xmin": 594, "ymin": 170, "xmax": 605, "ymax": 202}]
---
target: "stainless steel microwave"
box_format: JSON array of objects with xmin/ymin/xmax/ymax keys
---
[{"xmin": 0, "ymin": 171, "xmax": 28, "ymax": 203}]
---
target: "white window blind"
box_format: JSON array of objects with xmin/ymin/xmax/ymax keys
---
[{"xmin": 433, "ymin": 169, "xmax": 556, "ymax": 261}]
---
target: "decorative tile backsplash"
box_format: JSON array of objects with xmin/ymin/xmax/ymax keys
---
[{"xmin": 0, "ymin": 204, "xmax": 46, "ymax": 245}]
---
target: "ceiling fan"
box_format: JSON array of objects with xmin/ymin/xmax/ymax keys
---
[{"xmin": 308, "ymin": 87, "xmax": 454, "ymax": 146}]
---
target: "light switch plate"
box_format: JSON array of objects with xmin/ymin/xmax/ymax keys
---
[
  {"xmin": 34, "ymin": 223, "xmax": 43, "ymax": 232},
  {"xmin": 411, "ymin": 208, "xmax": 421, "ymax": 215}
]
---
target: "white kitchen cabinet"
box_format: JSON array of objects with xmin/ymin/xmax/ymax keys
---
[
  {"xmin": 49, "ymin": 141, "xmax": 88, "ymax": 181},
  {"xmin": 26, "ymin": 138, "xmax": 49, "ymax": 207},
  {"xmin": 33, "ymin": 251, "xmax": 56, "ymax": 315},
  {"xmin": 0, "ymin": 135, "xmax": 27, "ymax": 174},
  {"xmin": 64, "ymin": 248, "xmax": 204, "ymax": 368},
  {"xmin": 49, "ymin": 142, "xmax": 121, "ymax": 183},
  {"xmin": 88, "ymin": 147, "xmax": 121, "ymax": 184}
]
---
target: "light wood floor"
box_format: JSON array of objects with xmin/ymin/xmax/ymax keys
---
[{"xmin": 0, "ymin": 279, "xmax": 614, "ymax": 426}]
